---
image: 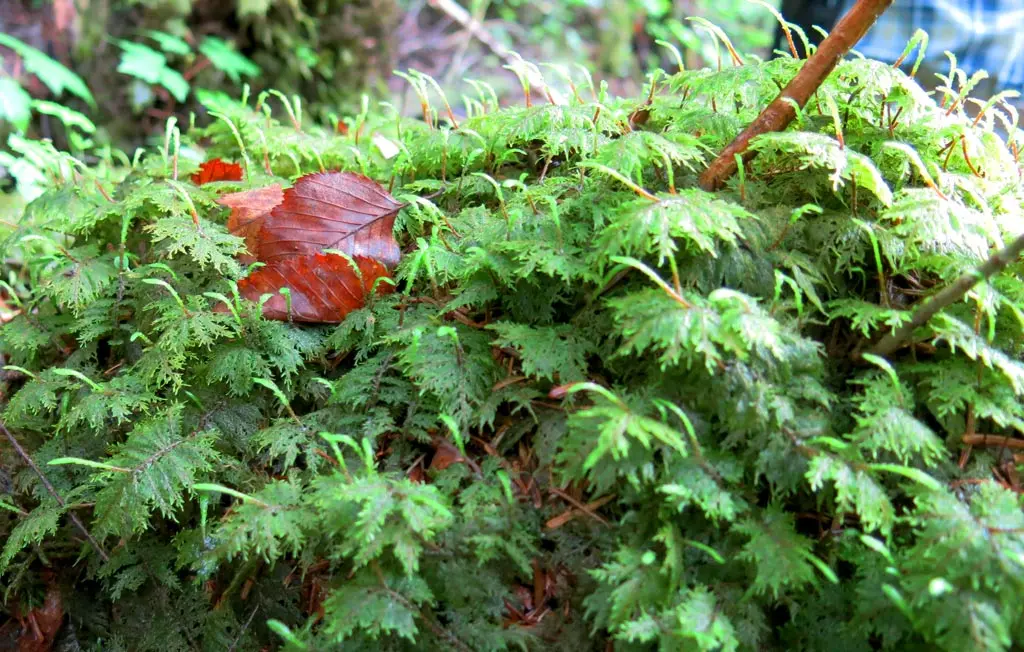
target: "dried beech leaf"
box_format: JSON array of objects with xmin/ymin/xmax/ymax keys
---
[
  {"xmin": 222, "ymin": 172, "xmax": 402, "ymax": 323},
  {"xmin": 217, "ymin": 184, "xmax": 284, "ymax": 264},
  {"xmin": 191, "ymin": 158, "xmax": 243, "ymax": 185},
  {"xmin": 258, "ymin": 171, "xmax": 403, "ymax": 267},
  {"xmin": 236, "ymin": 252, "xmax": 393, "ymax": 323}
]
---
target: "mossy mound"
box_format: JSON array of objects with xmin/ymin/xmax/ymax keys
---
[{"xmin": 2, "ymin": 49, "xmax": 1024, "ymax": 651}]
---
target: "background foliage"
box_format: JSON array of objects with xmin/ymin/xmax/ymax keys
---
[{"xmin": 0, "ymin": 0, "xmax": 777, "ymax": 158}]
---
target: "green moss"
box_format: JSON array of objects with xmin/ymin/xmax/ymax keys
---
[{"xmin": 2, "ymin": 47, "xmax": 1024, "ymax": 651}]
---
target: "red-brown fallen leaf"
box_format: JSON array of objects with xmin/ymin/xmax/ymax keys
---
[
  {"xmin": 16, "ymin": 578, "xmax": 62, "ymax": 652},
  {"xmin": 217, "ymin": 184, "xmax": 284, "ymax": 265},
  {"xmin": 514, "ymin": 584, "xmax": 534, "ymax": 612},
  {"xmin": 429, "ymin": 440, "xmax": 465, "ymax": 471},
  {"xmin": 191, "ymin": 158, "xmax": 244, "ymax": 185},
  {"xmin": 257, "ymin": 171, "xmax": 403, "ymax": 267},
  {"xmin": 408, "ymin": 462, "xmax": 426, "ymax": 484},
  {"xmin": 216, "ymin": 171, "xmax": 403, "ymax": 323},
  {"xmin": 236, "ymin": 252, "xmax": 393, "ymax": 323}
]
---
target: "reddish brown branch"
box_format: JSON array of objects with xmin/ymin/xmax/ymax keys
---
[
  {"xmin": 698, "ymin": 0, "xmax": 894, "ymax": 191},
  {"xmin": 868, "ymin": 231, "xmax": 1024, "ymax": 357},
  {"xmin": 963, "ymin": 434, "xmax": 1024, "ymax": 450}
]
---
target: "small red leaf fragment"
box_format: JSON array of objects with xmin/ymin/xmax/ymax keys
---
[
  {"xmin": 217, "ymin": 184, "xmax": 284, "ymax": 265},
  {"xmin": 236, "ymin": 252, "xmax": 393, "ymax": 323},
  {"xmin": 258, "ymin": 171, "xmax": 404, "ymax": 267},
  {"xmin": 191, "ymin": 158, "xmax": 243, "ymax": 185},
  {"xmin": 429, "ymin": 440, "xmax": 464, "ymax": 471},
  {"xmin": 12, "ymin": 578, "xmax": 62, "ymax": 652},
  {"xmin": 408, "ymin": 462, "xmax": 426, "ymax": 483}
]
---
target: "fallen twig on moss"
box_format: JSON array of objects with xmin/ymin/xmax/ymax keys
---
[
  {"xmin": 699, "ymin": 0, "xmax": 893, "ymax": 190},
  {"xmin": 962, "ymin": 434, "xmax": 1024, "ymax": 450},
  {"xmin": 868, "ymin": 231, "xmax": 1024, "ymax": 357}
]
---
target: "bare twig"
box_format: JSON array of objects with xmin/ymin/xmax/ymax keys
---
[
  {"xmin": 0, "ymin": 420, "xmax": 109, "ymax": 562},
  {"xmin": 699, "ymin": 0, "xmax": 894, "ymax": 190},
  {"xmin": 545, "ymin": 493, "xmax": 615, "ymax": 529},
  {"xmin": 426, "ymin": 0, "xmax": 566, "ymax": 105},
  {"xmin": 227, "ymin": 604, "xmax": 260, "ymax": 652},
  {"xmin": 868, "ymin": 231, "xmax": 1024, "ymax": 357},
  {"xmin": 963, "ymin": 434, "xmax": 1024, "ymax": 450},
  {"xmin": 547, "ymin": 488, "xmax": 610, "ymax": 526}
]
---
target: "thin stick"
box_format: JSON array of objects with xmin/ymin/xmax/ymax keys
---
[
  {"xmin": 699, "ymin": 0, "xmax": 894, "ymax": 191},
  {"xmin": 963, "ymin": 434, "xmax": 1024, "ymax": 450},
  {"xmin": 868, "ymin": 231, "xmax": 1024, "ymax": 357},
  {"xmin": 426, "ymin": 0, "xmax": 566, "ymax": 105},
  {"xmin": 548, "ymin": 488, "xmax": 611, "ymax": 526},
  {"xmin": 227, "ymin": 604, "xmax": 260, "ymax": 652},
  {"xmin": 0, "ymin": 420, "xmax": 109, "ymax": 562},
  {"xmin": 545, "ymin": 493, "xmax": 615, "ymax": 529}
]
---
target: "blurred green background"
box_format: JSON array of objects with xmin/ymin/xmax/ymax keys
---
[{"xmin": 0, "ymin": 0, "xmax": 781, "ymax": 153}]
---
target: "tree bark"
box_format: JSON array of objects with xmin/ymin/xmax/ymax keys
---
[{"xmin": 698, "ymin": 0, "xmax": 893, "ymax": 191}]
